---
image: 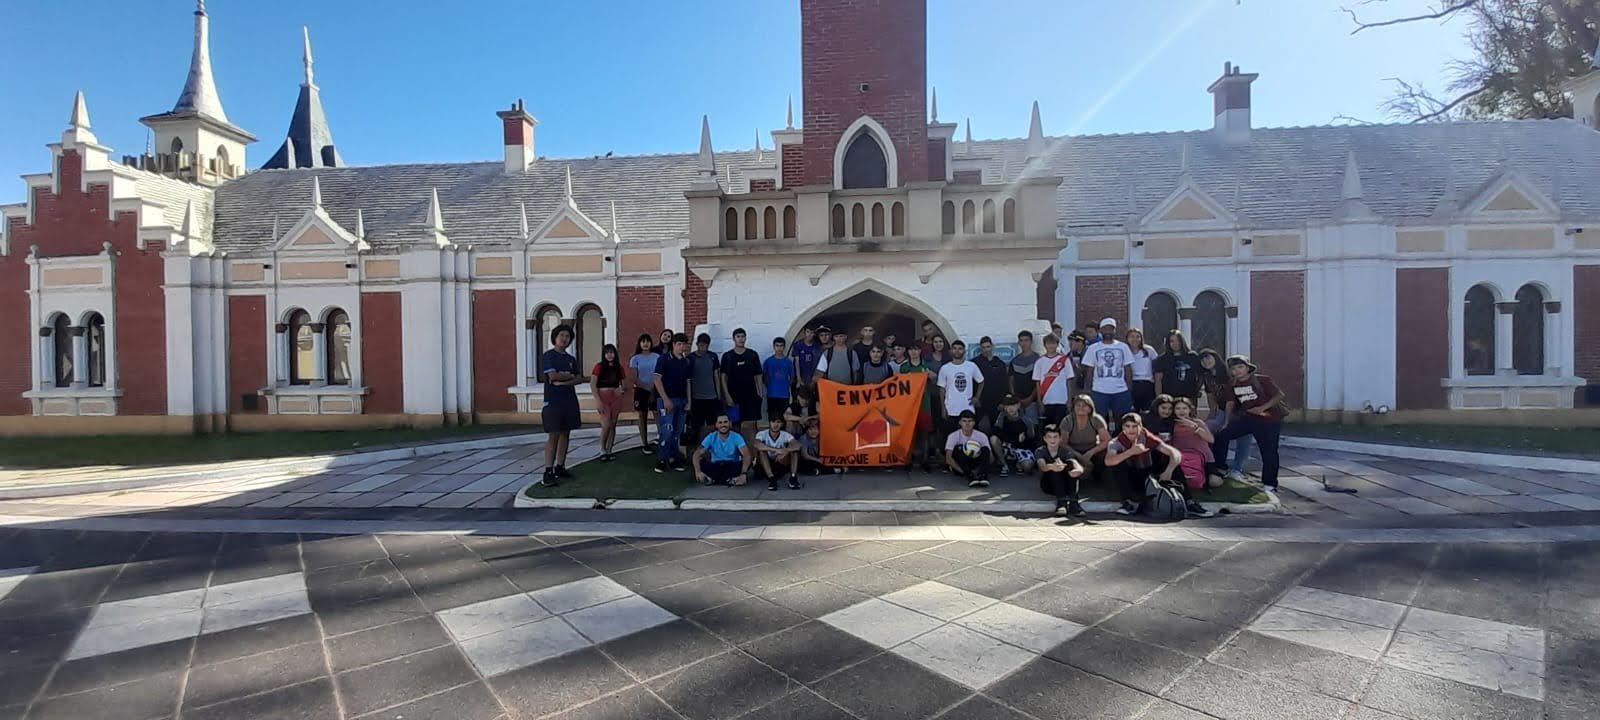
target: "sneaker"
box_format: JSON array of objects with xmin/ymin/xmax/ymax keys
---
[
  {"xmin": 788, "ymin": 476, "xmax": 801, "ymax": 490},
  {"xmin": 999, "ymin": 465, "xmax": 1011, "ymax": 477},
  {"xmin": 968, "ymin": 479, "xmax": 983, "ymax": 489},
  {"xmin": 539, "ymin": 468, "xmax": 560, "ymax": 487},
  {"xmin": 1186, "ymin": 501, "xmax": 1214, "ymax": 519},
  {"xmin": 553, "ymin": 465, "xmax": 573, "ymax": 480},
  {"xmin": 1053, "ymin": 504, "xmax": 1069, "ymax": 517},
  {"xmin": 767, "ymin": 477, "xmax": 778, "ymax": 491},
  {"xmin": 1226, "ymin": 469, "xmax": 1245, "ymax": 483},
  {"xmin": 1115, "ymin": 500, "xmax": 1138, "ymax": 516},
  {"xmin": 653, "ymin": 461, "xmax": 668, "ymax": 474},
  {"xmin": 1068, "ymin": 501, "xmax": 1088, "ymax": 518},
  {"xmin": 672, "ymin": 459, "xmax": 688, "ymax": 472},
  {"xmin": 834, "ymin": 467, "xmax": 844, "ymax": 475},
  {"xmin": 1263, "ymin": 484, "xmax": 1279, "ymax": 494},
  {"xmin": 641, "ymin": 445, "xmax": 654, "ymax": 456}
]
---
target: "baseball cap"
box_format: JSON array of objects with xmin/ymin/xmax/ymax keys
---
[{"xmin": 1099, "ymin": 317, "xmax": 1118, "ymax": 328}]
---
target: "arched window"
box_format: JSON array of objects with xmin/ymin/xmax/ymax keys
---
[
  {"xmin": 891, "ymin": 202, "xmax": 905, "ymax": 236},
  {"xmin": 831, "ymin": 204, "xmax": 846, "ymax": 238},
  {"xmin": 783, "ymin": 206, "xmax": 797, "ymax": 238},
  {"xmin": 743, "ymin": 207, "xmax": 757, "ymax": 240},
  {"xmin": 724, "ymin": 208, "xmax": 738, "ymax": 242},
  {"xmin": 982, "ymin": 199, "xmax": 997, "ymax": 233},
  {"xmin": 288, "ymin": 309, "xmax": 315, "ymax": 385},
  {"xmin": 851, "ymin": 203, "xmax": 865, "ymax": 238},
  {"xmin": 871, "ymin": 203, "xmax": 885, "ymax": 237},
  {"xmin": 85, "ymin": 312, "xmax": 106, "ymax": 388},
  {"xmin": 1002, "ymin": 199, "xmax": 1017, "ymax": 233},
  {"xmin": 216, "ymin": 145, "xmax": 230, "ymax": 176},
  {"xmin": 1464, "ymin": 284, "xmax": 1496, "ymax": 376},
  {"xmin": 961, "ymin": 200, "xmax": 976, "ymax": 234},
  {"xmin": 941, "ymin": 201, "xmax": 956, "ymax": 235},
  {"xmin": 325, "ymin": 309, "xmax": 352, "ymax": 385},
  {"xmin": 534, "ymin": 304, "xmax": 564, "ymax": 375},
  {"xmin": 763, "ymin": 206, "xmax": 777, "ymax": 239},
  {"xmin": 170, "ymin": 137, "xmax": 184, "ymax": 154},
  {"xmin": 1512, "ymin": 284, "xmax": 1545, "ymax": 375},
  {"xmin": 575, "ymin": 304, "xmax": 605, "ymax": 371},
  {"xmin": 1192, "ymin": 291, "xmax": 1228, "ymax": 357},
  {"xmin": 1141, "ymin": 293, "xmax": 1179, "ymax": 350},
  {"xmin": 841, "ymin": 132, "xmax": 888, "ymax": 189},
  {"xmin": 50, "ymin": 313, "xmax": 72, "ymax": 388}
]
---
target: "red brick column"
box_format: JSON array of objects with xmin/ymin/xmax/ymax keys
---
[
  {"xmin": 115, "ymin": 242, "xmax": 168, "ymax": 415},
  {"xmin": 471, "ymin": 289, "xmax": 517, "ymax": 413},
  {"xmin": 1576, "ymin": 265, "xmax": 1600, "ymax": 406},
  {"xmin": 683, "ymin": 272, "xmax": 708, "ymax": 331},
  {"xmin": 617, "ymin": 286, "xmax": 665, "ymax": 351},
  {"xmin": 1074, "ymin": 274, "xmax": 1129, "ymax": 332},
  {"xmin": 0, "ymin": 233, "xmax": 29, "ymax": 415},
  {"xmin": 1036, "ymin": 268, "xmax": 1058, "ymax": 322},
  {"xmin": 361, "ymin": 293, "xmax": 404, "ymax": 414},
  {"xmin": 227, "ymin": 296, "xmax": 266, "ymax": 413},
  {"xmin": 1249, "ymin": 270, "xmax": 1306, "ymax": 406},
  {"xmin": 1395, "ymin": 267, "xmax": 1450, "ymax": 410}
]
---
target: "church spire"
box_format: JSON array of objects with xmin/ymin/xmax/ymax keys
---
[
  {"xmin": 697, "ymin": 115, "xmax": 716, "ymax": 176},
  {"xmin": 1025, "ymin": 100, "xmax": 1045, "ymax": 159},
  {"xmin": 262, "ymin": 26, "xmax": 342, "ymax": 169},
  {"xmin": 173, "ymin": 0, "xmax": 229, "ymax": 122},
  {"xmin": 930, "ymin": 86, "xmax": 939, "ymax": 122},
  {"xmin": 1335, "ymin": 149, "xmax": 1378, "ymax": 221}
]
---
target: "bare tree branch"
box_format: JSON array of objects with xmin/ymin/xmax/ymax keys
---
[
  {"xmin": 1343, "ymin": 0, "xmax": 1479, "ymax": 34},
  {"xmin": 1380, "ymin": 77, "xmax": 1486, "ymax": 122}
]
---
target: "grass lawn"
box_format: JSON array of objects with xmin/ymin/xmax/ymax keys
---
[
  {"xmin": 522, "ymin": 450, "xmax": 697, "ymax": 500},
  {"xmin": 0, "ymin": 425, "xmax": 527, "ymax": 470},
  {"xmin": 1289, "ymin": 422, "xmax": 1600, "ymax": 460}
]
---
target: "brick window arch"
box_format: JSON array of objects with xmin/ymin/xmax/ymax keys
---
[{"xmin": 841, "ymin": 132, "xmax": 888, "ymax": 189}]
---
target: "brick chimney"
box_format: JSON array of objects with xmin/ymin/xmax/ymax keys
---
[
  {"xmin": 1207, "ymin": 62, "xmax": 1258, "ymax": 143},
  {"xmin": 497, "ymin": 99, "xmax": 537, "ymax": 173}
]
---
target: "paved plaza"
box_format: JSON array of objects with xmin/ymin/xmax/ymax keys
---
[{"xmin": 0, "ymin": 526, "xmax": 1596, "ymax": 720}]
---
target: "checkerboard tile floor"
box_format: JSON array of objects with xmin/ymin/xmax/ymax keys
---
[
  {"xmin": 820, "ymin": 580, "xmax": 1086, "ymax": 689},
  {"xmin": 1248, "ymin": 585, "xmax": 1546, "ymax": 700},
  {"xmin": 437, "ymin": 576, "xmax": 678, "ymax": 676},
  {"xmin": 0, "ymin": 564, "xmax": 35, "ymax": 600},
  {"xmin": 67, "ymin": 571, "xmax": 312, "ymax": 660}
]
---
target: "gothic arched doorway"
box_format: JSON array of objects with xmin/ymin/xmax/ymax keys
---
[{"xmin": 783, "ymin": 280, "xmax": 954, "ymax": 346}]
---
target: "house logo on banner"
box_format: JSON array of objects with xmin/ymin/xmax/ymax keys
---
[{"xmin": 817, "ymin": 374, "xmax": 926, "ymax": 467}]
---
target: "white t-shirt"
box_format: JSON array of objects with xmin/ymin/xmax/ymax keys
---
[
  {"xmin": 937, "ymin": 360, "xmax": 981, "ymax": 416},
  {"xmin": 1128, "ymin": 346, "xmax": 1156, "ymax": 382},
  {"xmin": 755, "ymin": 430, "xmax": 795, "ymax": 454},
  {"xmin": 1032, "ymin": 353, "xmax": 1075, "ymax": 405},
  {"xmin": 1083, "ymin": 341, "xmax": 1134, "ymax": 394},
  {"xmin": 945, "ymin": 429, "xmax": 992, "ymax": 455}
]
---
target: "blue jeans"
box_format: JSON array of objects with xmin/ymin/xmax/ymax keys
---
[
  {"xmin": 1211, "ymin": 415, "xmax": 1282, "ymax": 488},
  {"xmin": 1091, "ymin": 390, "xmax": 1134, "ymax": 423},
  {"xmin": 1206, "ymin": 411, "xmax": 1255, "ymax": 472},
  {"xmin": 657, "ymin": 396, "xmax": 687, "ymax": 462}
]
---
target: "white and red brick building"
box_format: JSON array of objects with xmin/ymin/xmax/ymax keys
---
[{"xmin": 4, "ymin": 0, "xmax": 1600, "ymax": 435}]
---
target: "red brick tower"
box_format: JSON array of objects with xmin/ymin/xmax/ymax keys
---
[{"xmin": 796, "ymin": 0, "xmax": 929, "ymax": 188}]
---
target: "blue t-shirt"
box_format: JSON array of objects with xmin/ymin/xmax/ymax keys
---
[
  {"xmin": 764, "ymin": 355, "xmax": 796, "ymax": 399},
  {"xmin": 629, "ymin": 351, "xmax": 659, "ymax": 388},
  {"xmin": 700, "ymin": 431, "xmax": 746, "ymax": 462},
  {"xmin": 792, "ymin": 341, "xmax": 821, "ymax": 379},
  {"xmin": 654, "ymin": 353, "xmax": 693, "ymax": 399},
  {"xmin": 541, "ymin": 349, "xmax": 579, "ymax": 406}
]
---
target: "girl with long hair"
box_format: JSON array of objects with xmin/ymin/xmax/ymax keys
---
[
  {"xmin": 1198, "ymin": 348, "xmax": 1253, "ymax": 482},
  {"xmin": 628, "ymin": 333, "xmax": 659, "ymax": 455},
  {"xmin": 1153, "ymin": 330, "xmax": 1201, "ymax": 404},
  {"xmin": 591, "ymin": 343, "xmax": 629, "ymax": 460},
  {"xmin": 1126, "ymin": 328, "xmax": 1158, "ymax": 413},
  {"xmin": 1171, "ymin": 396, "xmax": 1220, "ymax": 489}
]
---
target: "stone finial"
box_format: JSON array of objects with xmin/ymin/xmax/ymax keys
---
[
  {"xmin": 69, "ymin": 91, "xmax": 91, "ymax": 130},
  {"xmin": 1025, "ymin": 101, "xmax": 1045, "ymax": 159},
  {"xmin": 965, "ymin": 118, "xmax": 973, "ymax": 149},
  {"xmin": 610, "ymin": 200, "xmax": 620, "ymax": 242},
  {"xmin": 754, "ymin": 128, "xmax": 763, "ymax": 160},
  {"xmin": 563, "ymin": 165, "xmax": 574, "ymax": 202},
  {"xmin": 355, "ymin": 208, "xmax": 365, "ymax": 239},
  {"xmin": 785, "ymin": 96, "xmax": 794, "ymax": 129},
  {"xmin": 311, "ymin": 175, "xmax": 323, "ymax": 209},
  {"xmin": 518, "ymin": 201, "xmax": 530, "ymax": 238},
  {"xmin": 930, "ymin": 86, "xmax": 938, "ymax": 122},
  {"xmin": 697, "ymin": 115, "xmax": 715, "ymax": 176},
  {"xmin": 427, "ymin": 188, "xmax": 445, "ymax": 232},
  {"xmin": 181, "ymin": 199, "xmax": 198, "ymax": 237},
  {"xmin": 1340, "ymin": 150, "xmax": 1364, "ymax": 201}
]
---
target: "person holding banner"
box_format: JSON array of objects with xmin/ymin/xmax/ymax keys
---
[
  {"xmin": 898, "ymin": 343, "xmax": 936, "ymax": 472},
  {"xmin": 754, "ymin": 415, "xmax": 802, "ymax": 490},
  {"xmin": 1033, "ymin": 334, "xmax": 1075, "ymax": 428},
  {"xmin": 798, "ymin": 421, "xmax": 827, "ymax": 476},
  {"xmin": 860, "ymin": 344, "xmax": 897, "ymax": 384},
  {"xmin": 944, "ymin": 409, "xmax": 997, "ymax": 488},
  {"xmin": 815, "ymin": 329, "xmax": 860, "ymax": 385},
  {"xmin": 694, "ymin": 414, "xmax": 752, "ymax": 486}
]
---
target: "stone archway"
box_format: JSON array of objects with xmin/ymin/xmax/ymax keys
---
[{"xmin": 783, "ymin": 279, "xmax": 955, "ymax": 346}]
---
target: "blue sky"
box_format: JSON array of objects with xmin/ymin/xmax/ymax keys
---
[{"xmin": 0, "ymin": 0, "xmax": 1467, "ymax": 202}]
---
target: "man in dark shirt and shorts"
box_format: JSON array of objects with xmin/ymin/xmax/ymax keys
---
[
  {"xmin": 540, "ymin": 324, "xmax": 588, "ymax": 486},
  {"xmin": 687, "ymin": 333, "xmax": 723, "ymax": 447},
  {"xmin": 720, "ymin": 328, "xmax": 765, "ymax": 441},
  {"xmin": 973, "ymin": 336, "xmax": 1010, "ymax": 431}
]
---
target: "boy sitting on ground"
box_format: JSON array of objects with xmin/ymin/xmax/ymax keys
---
[
  {"xmin": 945, "ymin": 409, "xmax": 998, "ymax": 488},
  {"xmin": 755, "ymin": 415, "xmax": 802, "ymax": 491},
  {"xmin": 991, "ymin": 394, "xmax": 1038, "ymax": 477}
]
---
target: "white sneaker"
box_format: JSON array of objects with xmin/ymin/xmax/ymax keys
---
[{"xmin": 1226, "ymin": 470, "xmax": 1246, "ymax": 483}]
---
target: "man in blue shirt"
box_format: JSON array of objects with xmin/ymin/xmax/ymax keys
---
[
  {"xmin": 693, "ymin": 414, "xmax": 752, "ymax": 486},
  {"xmin": 764, "ymin": 337, "xmax": 797, "ymax": 423},
  {"xmin": 651, "ymin": 333, "xmax": 693, "ymax": 473},
  {"xmin": 540, "ymin": 324, "xmax": 588, "ymax": 486},
  {"xmin": 792, "ymin": 326, "xmax": 826, "ymax": 388}
]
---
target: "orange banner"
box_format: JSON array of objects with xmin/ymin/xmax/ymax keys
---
[{"xmin": 816, "ymin": 374, "xmax": 927, "ymax": 467}]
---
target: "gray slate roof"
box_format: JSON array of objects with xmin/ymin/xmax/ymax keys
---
[{"xmin": 211, "ymin": 119, "xmax": 1600, "ymax": 252}]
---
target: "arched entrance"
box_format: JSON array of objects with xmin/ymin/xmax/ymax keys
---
[{"xmin": 784, "ymin": 280, "xmax": 954, "ymax": 345}]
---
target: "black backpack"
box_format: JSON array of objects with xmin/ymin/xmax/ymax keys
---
[{"xmin": 1144, "ymin": 477, "xmax": 1187, "ymax": 522}]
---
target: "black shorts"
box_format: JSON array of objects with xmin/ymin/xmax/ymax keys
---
[
  {"xmin": 734, "ymin": 396, "xmax": 764, "ymax": 425},
  {"xmin": 632, "ymin": 388, "xmax": 655, "ymax": 413},
  {"xmin": 541, "ymin": 400, "xmax": 582, "ymax": 434},
  {"xmin": 689, "ymin": 398, "xmax": 723, "ymax": 429},
  {"xmin": 766, "ymin": 396, "xmax": 790, "ymax": 423}
]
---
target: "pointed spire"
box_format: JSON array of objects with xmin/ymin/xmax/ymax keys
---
[
  {"xmin": 173, "ymin": 0, "xmax": 229, "ymax": 121},
  {"xmin": 965, "ymin": 118, "xmax": 973, "ymax": 149},
  {"xmin": 180, "ymin": 199, "xmax": 199, "ymax": 238},
  {"xmin": 1340, "ymin": 150, "xmax": 1364, "ymax": 201},
  {"xmin": 426, "ymin": 188, "xmax": 445, "ymax": 233},
  {"xmin": 610, "ymin": 200, "xmax": 620, "ymax": 243},
  {"xmin": 697, "ymin": 115, "xmax": 716, "ymax": 176},
  {"xmin": 355, "ymin": 208, "xmax": 365, "ymax": 240},
  {"xmin": 518, "ymin": 202, "xmax": 530, "ymax": 239},
  {"xmin": 311, "ymin": 175, "xmax": 323, "ymax": 209},
  {"xmin": 563, "ymin": 165, "xmax": 574, "ymax": 202},
  {"xmin": 69, "ymin": 91, "xmax": 91, "ymax": 130},
  {"xmin": 1179, "ymin": 141, "xmax": 1191, "ymax": 176},
  {"xmin": 785, "ymin": 96, "xmax": 794, "ymax": 129},
  {"xmin": 301, "ymin": 26, "xmax": 315, "ymax": 86},
  {"xmin": 271, "ymin": 213, "xmax": 280, "ymax": 241},
  {"xmin": 754, "ymin": 128, "xmax": 763, "ymax": 161},
  {"xmin": 1025, "ymin": 101, "xmax": 1045, "ymax": 158},
  {"xmin": 930, "ymin": 86, "xmax": 939, "ymax": 122}
]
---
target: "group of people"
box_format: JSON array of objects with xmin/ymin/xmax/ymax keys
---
[{"xmin": 537, "ymin": 315, "xmax": 1288, "ymax": 520}]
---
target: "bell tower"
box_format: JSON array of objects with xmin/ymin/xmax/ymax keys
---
[
  {"xmin": 137, "ymin": 1, "xmax": 256, "ymax": 184},
  {"xmin": 797, "ymin": 0, "xmax": 928, "ymax": 189}
]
